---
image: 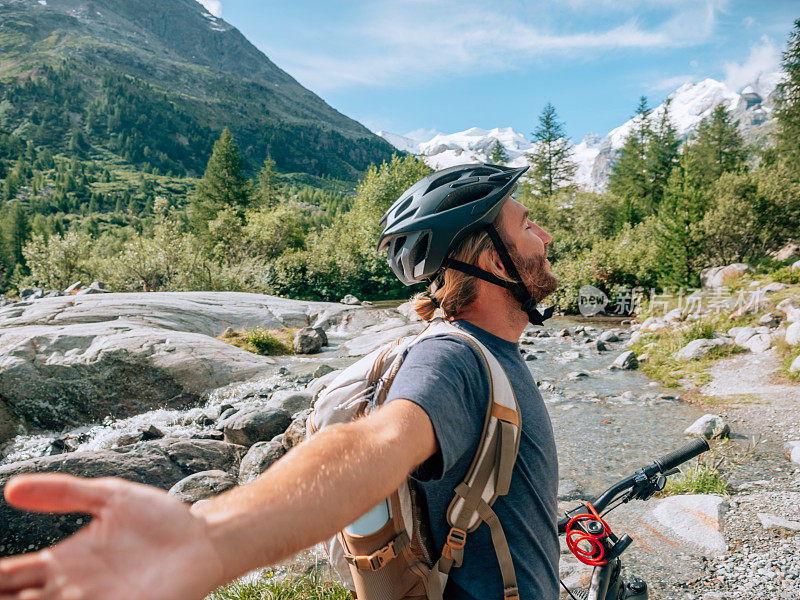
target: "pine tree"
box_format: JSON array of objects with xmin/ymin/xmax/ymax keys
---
[
  {"xmin": 489, "ymin": 140, "xmax": 508, "ymax": 165},
  {"xmin": 646, "ymin": 99, "xmax": 680, "ymax": 210},
  {"xmin": 775, "ymin": 18, "xmax": 800, "ymax": 174},
  {"xmin": 526, "ymin": 103, "xmax": 576, "ymax": 197},
  {"xmin": 684, "ymin": 103, "xmax": 745, "ymax": 185},
  {"xmin": 654, "ymin": 159, "xmax": 709, "ymax": 286},
  {"xmin": 189, "ymin": 128, "xmax": 251, "ymax": 236},
  {"xmin": 608, "ymin": 97, "xmax": 652, "ymax": 223},
  {"xmin": 254, "ymin": 155, "xmax": 280, "ymax": 208},
  {"xmin": 1, "ymin": 203, "xmax": 30, "ymax": 271}
]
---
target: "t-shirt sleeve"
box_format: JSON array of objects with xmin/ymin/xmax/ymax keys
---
[{"xmin": 385, "ymin": 335, "xmax": 489, "ymax": 482}]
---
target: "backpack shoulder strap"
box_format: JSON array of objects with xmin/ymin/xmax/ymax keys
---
[{"xmin": 423, "ymin": 322, "xmax": 522, "ymax": 600}]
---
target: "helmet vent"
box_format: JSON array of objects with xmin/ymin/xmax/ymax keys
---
[
  {"xmin": 435, "ymin": 183, "xmax": 494, "ymax": 213},
  {"xmin": 424, "ymin": 171, "xmax": 462, "ymax": 194},
  {"xmin": 468, "ymin": 167, "xmax": 496, "ymax": 177},
  {"xmin": 393, "ymin": 197, "xmax": 413, "ymax": 219}
]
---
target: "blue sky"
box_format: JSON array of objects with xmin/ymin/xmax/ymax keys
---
[{"xmin": 200, "ymin": 1, "xmax": 798, "ymax": 142}]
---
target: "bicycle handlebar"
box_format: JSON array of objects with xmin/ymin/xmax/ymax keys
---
[{"xmin": 557, "ymin": 437, "xmax": 710, "ymax": 533}]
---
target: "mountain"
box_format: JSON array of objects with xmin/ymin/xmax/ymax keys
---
[
  {"xmin": 0, "ymin": 0, "xmax": 397, "ymax": 178},
  {"xmin": 377, "ymin": 74, "xmax": 782, "ymax": 191}
]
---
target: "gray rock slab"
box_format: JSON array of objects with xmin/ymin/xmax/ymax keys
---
[
  {"xmin": 757, "ymin": 513, "xmax": 800, "ymax": 532},
  {"xmin": 0, "ymin": 293, "xmax": 353, "ymax": 442},
  {"xmin": 0, "ymin": 438, "xmax": 246, "ymax": 556},
  {"xmin": 652, "ymin": 494, "xmax": 729, "ymax": 556},
  {"xmin": 168, "ymin": 470, "xmax": 238, "ymax": 504},
  {"xmin": 343, "ymin": 323, "xmax": 425, "ymax": 356}
]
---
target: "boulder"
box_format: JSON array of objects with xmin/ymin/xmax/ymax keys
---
[
  {"xmin": 524, "ymin": 353, "xmax": 537, "ymax": 361},
  {"xmin": 609, "ymin": 351, "xmax": 638, "ymax": 370},
  {"xmin": 340, "ymin": 294, "xmax": 361, "ymax": 305},
  {"xmin": 168, "ymin": 470, "xmax": 238, "ymax": 504},
  {"xmin": 787, "ymin": 441, "xmax": 800, "ymax": 465},
  {"xmin": 293, "ymin": 327, "xmax": 324, "ymax": 354},
  {"xmin": 700, "ymin": 263, "xmax": 752, "ymax": 288},
  {"xmin": 267, "ymin": 390, "xmax": 314, "ymax": 415},
  {"xmin": 774, "ymin": 243, "xmax": 800, "ymax": 261},
  {"xmin": 312, "ymin": 327, "xmax": 328, "ymax": 346},
  {"xmin": 565, "ymin": 371, "xmax": 589, "ymax": 380},
  {"xmin": 77, "ymin": 281, "xmax": 109, "ymax": 295},
  {"xmin": 652, "ymin": 494, "xmax": 729, "ymax": 556},
  {"xmin": 792, "ymin": 259, "xmax": 800, "ymax": 272},
  {"xmin": 0, "ymin": 438, "xmax": 246, "ymax": 556},
  {"xmin": 743, "ymin": 333, "xmax": 772, "ymax": 353},
  {"xmin": 282, "ymin": 408, "xmax": 312, "ymax": 450},
  {"xmin": 790, "ymin": 355, "xmax": 800, "ymax": 374},
  {"xmin": 640, "ymin": 317, "xmax": 669, "ymax": 332},
  {"xmin": 758, "ymin": 313, "xmax": 778, "ymax": 327},
  {"xmin": 597, "ymin": 330, "xmax": 619, "ymax": 343},
  {"xmin": 222, "ymin": 407, "xmax": 291, "ymax": 447},
  {"xmin": 676, "ymin": 338, "xmax": 728, "ymax": 361},
  {"xmin": 684, "ymin": 414, "xmax": 730, "ymax": 438},
  {"xmin": 664, "ymin": 308, "xmax": 684, "ymax": 322},
  {"xmin": 593, "ymin": 339, "xmax": 608, "ymax": 352},
  {"xmin": 64, "ymin": 281, "xmax": 82, "ymax": 294},
  {"xmin": 786, "ymin": 322, "xmax": 800, "ymax": 346},
  {"xmin": 239, "ymin": 439, "xmax": 286, "ymax": 483},
  {"xmin": 0, "ymin": 293, "xmax": 352, "ymax": 443},
  {"xmin": 313, "ymin": 364, "xmax": 335, "ymax": 379}
]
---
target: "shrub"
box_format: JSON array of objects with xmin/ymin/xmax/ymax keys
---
[
  {"xmin": 661, "ymin": 456, "xmax": 730, "ymax": 496},
  {"xmin": 219, "ymin": 327, "xmax": 295, "ymax": 356},
  {"xmin": 21, "ymin": 231, "xmax": 94, "ymax": 289}
]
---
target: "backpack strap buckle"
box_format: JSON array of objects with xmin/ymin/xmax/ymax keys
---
[
  {"xmin": 504, "ymin": 586, "xmax": 520, "ymax": 600},
  {"xmin": 446, "ymin": 526, "xmax": 467, "ymax": 550},
  {"xmin": 349, "ymin": 531, "xmax": 409, "ymax": 571}
]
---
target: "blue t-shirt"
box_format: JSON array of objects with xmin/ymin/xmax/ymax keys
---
[{"xmin": 386, "ymin": 319, "xmax": 559, "ymax": 600}]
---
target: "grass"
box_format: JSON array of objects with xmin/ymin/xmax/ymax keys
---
[
  {"xmin": 208, "ymin": 572, "xmax": 352, "ymax": 600},
  {"xmin": 220, "ymin": 327, "xmax": 296, "ymax": 356},
  {"xmin": 661, "ymin": 458, "xmax": 731, "ymax": 497},
  {"xmin": 774, "ymin": 337, "xmax": 800, "ymax": 382},
  {"xmin": 681, "ymin": 391, "xmax": 760, "ymax": 408},
  {"xmin": 632, "ymin": 314, "xmax": 748, "ymax": 387}
]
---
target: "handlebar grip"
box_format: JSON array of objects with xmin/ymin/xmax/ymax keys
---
[{"xmin": 653, "ymin": 437, "xmax": 710, "ymax": 473}]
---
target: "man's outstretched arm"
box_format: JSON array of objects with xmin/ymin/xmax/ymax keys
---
[{"xmin": 0, "ymin": 399, "xmax": 436, "ymax": 600}]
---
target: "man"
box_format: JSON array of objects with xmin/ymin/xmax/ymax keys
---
[{"xmin": 0, "ymin": 163, "xmax": 559, "ymax": 600}]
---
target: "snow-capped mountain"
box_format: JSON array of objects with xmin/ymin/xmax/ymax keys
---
[{"xmin": 377, "ymin": 74, "xmax": 781, "ymax": 191}]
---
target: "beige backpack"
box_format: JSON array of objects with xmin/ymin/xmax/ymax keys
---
[{"xmin": 307, "ymin": 318, "xmax": 522, "ymax": 600}]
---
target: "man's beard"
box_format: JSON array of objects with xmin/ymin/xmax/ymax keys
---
[{"xmin": 509, "ymin": 248, "xmax": 558, "ymax": 303}]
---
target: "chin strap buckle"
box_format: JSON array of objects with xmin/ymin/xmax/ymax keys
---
[{"xmin": 521, "ymin": 300, "xmax": 554, "ymax": 326}]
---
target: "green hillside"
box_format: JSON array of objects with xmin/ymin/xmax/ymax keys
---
[{"xmin": 0, "ymin": 0, "xmax": 396, "ymax": 179}]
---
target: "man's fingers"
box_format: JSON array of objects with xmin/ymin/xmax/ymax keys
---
[
  {"xmin": 0, "ymin": 552, "xmax": 47, "ymax": 592},
  {"xmin": 4, "ymin": 474, "xmax": 109, "ymax": 515},
  {"xmin": 0, "ymin": 592, "xmax": 44, "ymax": 600}
]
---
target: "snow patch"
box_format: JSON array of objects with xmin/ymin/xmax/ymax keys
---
[
  {"xmin": 38, "ymin": 0, "xmax": 46, "ymax": 5},
  {"xmin": 197, "ymin": 0, "xmax": 222, "ymax": 18},
  {"xmin": 379, "ymin": 73, "xmax": 782, "ymax": 191}
]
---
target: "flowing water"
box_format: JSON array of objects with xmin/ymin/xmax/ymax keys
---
[{"xmin": 0, "ymin": 314, "xmax": 705, "ymax": 497}]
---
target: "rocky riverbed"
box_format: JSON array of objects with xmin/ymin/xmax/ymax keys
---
[{"xmin": 0, "ymin": 287, "xmax": 797, "ymax": 599}]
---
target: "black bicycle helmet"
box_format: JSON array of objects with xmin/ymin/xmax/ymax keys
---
[{"xmin": 377, "ymin": 162, "xmax": 554, "ymax": 326}]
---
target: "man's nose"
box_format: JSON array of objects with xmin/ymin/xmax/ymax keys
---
[{"xmin": 533, "ymin": 223, "xmax": 552, "ymax": 246}]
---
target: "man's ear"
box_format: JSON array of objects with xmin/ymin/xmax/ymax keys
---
[{"xmin": 477, "ymin": 248, "xmax": 507, "ymax": 276}]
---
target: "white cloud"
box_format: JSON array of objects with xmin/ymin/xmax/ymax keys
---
[
  {"xmin": 723, "ymin": 36, "xmax": 781, "ymax": 93},
  {"xmin": 197, "ymin": 0, "xmax": 221, "ymax": 17},
  {"xmin": 265, "ymin": 0, "xmax": 723, "ymax": 92}
]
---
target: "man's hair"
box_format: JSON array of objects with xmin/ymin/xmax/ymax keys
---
[{"xmin": 412, "ymin": 224, "xmax": 516, "ymax": 321}]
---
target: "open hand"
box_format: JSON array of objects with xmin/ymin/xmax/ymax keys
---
[{"xmin": 0, "ymin": 474, "xmax": 225, "ymax": 600}]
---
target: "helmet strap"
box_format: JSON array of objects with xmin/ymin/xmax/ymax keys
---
[{"xmin": 442, "ymin": 225, "xmax": 553, "ymax": 326}]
